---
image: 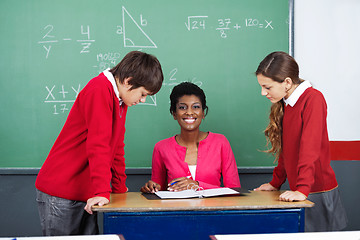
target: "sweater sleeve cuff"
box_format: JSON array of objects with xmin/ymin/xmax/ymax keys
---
[
  {"xmin": 269, "ymin": 180, "xmax": 281, "ymax": 190},
  {"xmin": 296, "ymin": 187, "xmax": 310, "ymax": 197},
  {"xmin": 111, "ymin": 184, "xmax": 128, "ymax": 193},
  {"xmin": 95, "ymin": 192, "xmax": 110, "ymax": 201}
]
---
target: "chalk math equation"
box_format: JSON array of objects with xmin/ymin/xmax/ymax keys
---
[
  {"xmin": 44, "ymin": 58, "xmax": 200, "ymax": 114},
  {"xmin": 37, "ymin": 6, "xmax": 157, "ymax": 59},
  {"xmin": 44, "ymin": 84, "xmax": 80, "ymax": 115},
  {"xmin": 185, "ymin": 16, "xmax": 275, "ymax": 38},
  {"xmin": 43, "ymin": 51, "xmax": 124, "ymax": 115},
  {"xmin": 37, "ymin": 8, "xmax": 276, "ymax": 59},
  {"xmin": 41, "ymin": 6, "xmax": 219, "ymax": 115},
  {"xmin": 38, "ymin": 25, "xmax": 95, "ymax": 59}
]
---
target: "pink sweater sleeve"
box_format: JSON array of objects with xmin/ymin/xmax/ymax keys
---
[
  {"xmin": 151, "ymin": 145, "xmax": 168, "ymax": 190},
  {"xmin": 220, "ymin": 138, "xmax": 241, "ymax": 188}
]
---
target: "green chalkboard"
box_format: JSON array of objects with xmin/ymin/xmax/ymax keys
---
[{"xmin": 0, "ymin": 0, "xmax": 290, "ymax": 168}]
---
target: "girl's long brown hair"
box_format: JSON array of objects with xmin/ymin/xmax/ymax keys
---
[{"xmin": 256, "ymin": 51, "xmax": 301, "ymax": 160}]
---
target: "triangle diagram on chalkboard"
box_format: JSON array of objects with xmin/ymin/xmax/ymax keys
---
[{"xmin": 122, "ymin": 6, "xmax": 157, "ymax": 49}]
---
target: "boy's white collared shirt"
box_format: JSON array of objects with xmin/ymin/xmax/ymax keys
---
[
  {"xmin": 103, "ymin": 68, "xmax": 123, "ymax": 106},
  {"xmin": 283, "ymin": 80, "xmax": 312, "ymax": 107}
]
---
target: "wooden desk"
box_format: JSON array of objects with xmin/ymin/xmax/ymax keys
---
[{"xmin": 93, "ymin": 191, "xmax": 313, "ymax": 240}]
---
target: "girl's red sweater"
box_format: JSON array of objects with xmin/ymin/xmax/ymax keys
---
[{"xmin": 270, "ymin": 87, "xmax": 338, "ymax": 196}]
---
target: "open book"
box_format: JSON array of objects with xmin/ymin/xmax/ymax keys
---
[{"xmin": 154, "ymin": 187, "xmax": 240, "ymax": 199}]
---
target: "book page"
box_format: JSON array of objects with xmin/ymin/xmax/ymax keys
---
[
  {"xmin": 155, "ymin": 189, "xmax": 200, "ymax": 199},
  {"xmin": 155, "ymin": 188, "xmax": 239, "ymax": 199},
  {"xmin": 201, "ymin": 188, "xmax": 239, "ymax": 197}
]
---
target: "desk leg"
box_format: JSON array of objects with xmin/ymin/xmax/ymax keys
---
[{"xmin": 299, "ymin": 208, "xmax": 305, "ymax": 232}]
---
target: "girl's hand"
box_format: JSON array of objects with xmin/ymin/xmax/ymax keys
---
[
  {"xmin": 140, "ymin": 180, "xmax": 161, "ymax": 193},
  {"xmin": 168, "ymin": 177, "xmax": 198, "ymax": 191},
  {"xmin": 253, "ymin": 183, "xmax": 278, "ymax": 191},
  {"xmin": 279, "ymin": 191, "xmax": 307, "ymax": 202}
]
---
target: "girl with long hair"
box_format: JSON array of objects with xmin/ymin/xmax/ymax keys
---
[{"xmin": 254, "ymin": 51, "xmax": 347, "ymax": 231}]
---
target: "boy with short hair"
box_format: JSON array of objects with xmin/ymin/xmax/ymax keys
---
[{"xmin": 35, "ymin": 51, "xmax": 163, "ymax": 235}]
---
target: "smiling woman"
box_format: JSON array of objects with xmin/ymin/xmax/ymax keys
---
[
  {"xmin": 140, "ymin": 82, "xmax": 241, "ymax": 193},
  {"xmin": 172, "ymin": 95, "xmax": 205, "ymax": 133}
]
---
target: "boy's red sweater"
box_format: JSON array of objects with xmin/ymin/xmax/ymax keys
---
[{"xmin": 36, "ymin": 73, "xmax": 128, "ymax": 201}]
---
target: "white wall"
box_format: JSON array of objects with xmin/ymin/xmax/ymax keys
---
[{"xmin": 294, "ymin": 0, "xmax": 360, "ymax": 141}]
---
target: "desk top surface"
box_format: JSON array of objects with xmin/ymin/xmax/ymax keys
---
[{"xmin": 93, "ymin": 191, "xmax": 314, "ymax": 212}]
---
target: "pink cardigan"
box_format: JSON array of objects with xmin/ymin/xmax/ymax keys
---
[{"xmin": 151, "ymin": 132, "xmax": 241, "ymax": 190}]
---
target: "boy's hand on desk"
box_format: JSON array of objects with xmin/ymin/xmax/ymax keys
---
[
  {"xmin": 84, "ymin": 196, "xmax": 109, "ymax": 214},
  {"xmin": 253, "ymin": 183, "xmax": 277, "ymax": 191},
  {"xmin": 140, "ymin": 180, "xmax": 161, "ymax": 193},
  {"xmin": 279, "ymin": 191, "xmax": 307, "ymax": 202},
  {"xmin": 168, "ymin": 177, "xmax": 198, "ymax": 192}
]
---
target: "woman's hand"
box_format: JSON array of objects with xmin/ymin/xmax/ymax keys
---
[
  {"xmin": 168, "ymin": 177, "xmax": 198, "ymax": 191},
  {"xmin": 253, "ymin": 183, "xmax": 278, "ymax": 191},
  {"xmin": 279, "ymin": 191, "xmax": 307, "ymax": 202},
  {"xmin": 140, "ymin": 180, "xmax": 161, "ymax": 193}
]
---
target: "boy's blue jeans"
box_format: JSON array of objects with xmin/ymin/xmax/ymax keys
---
[{"xmin": 36, "ymin": 189, "xmax": 98, "ymax": 235}]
